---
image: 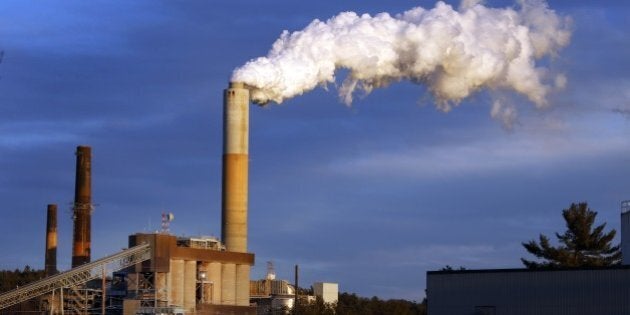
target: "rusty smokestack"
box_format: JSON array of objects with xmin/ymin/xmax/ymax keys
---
[
  {"xmin": 72, "ymin": 145, "xmax": 92, "ymax": 268},
  {"xmin": 45, "ymin": 204, "xmax": 58, "ymax": 276},
  {"xmin": 221, "ymin": 82, "xmax": 249, "ymax": 253}
]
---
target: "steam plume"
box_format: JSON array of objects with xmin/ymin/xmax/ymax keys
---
[{"xmin": 232, "ymin": 0, "xmax": 571, "ymax": 120}]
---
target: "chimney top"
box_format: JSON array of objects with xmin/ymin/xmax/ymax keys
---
[{"xmin": 229, "ymin": 82, "xmax": 245, "ymax": 89}]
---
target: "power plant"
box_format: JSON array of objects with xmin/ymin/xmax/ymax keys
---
[{"xmin": 0, "ymin": 82, "xmax": 261, "ymax": 314}]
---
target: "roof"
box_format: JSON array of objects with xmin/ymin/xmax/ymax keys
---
[{"xmin": 427, "ymin": 264, "xmax": 630, "ymax": 275}]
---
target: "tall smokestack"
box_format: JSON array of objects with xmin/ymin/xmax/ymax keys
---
[
  {"xmin": 72, "ymin": 145, "xmax": 92, "ymax": 268},
  {"xmin": 221, "ymin": 82, "xmax": 249, "ymax": 252},
  {"xmin": 221, "ymin": 82, "xmax": 252, "ymax": 307},
  {"xmin": 45, "ymin": 204, "xmax": 58, "ymax": 276}
]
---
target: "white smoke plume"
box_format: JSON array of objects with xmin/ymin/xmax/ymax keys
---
[{"xmin": 232, "ymin": 0, "xmax": 571, "ymax": 121}]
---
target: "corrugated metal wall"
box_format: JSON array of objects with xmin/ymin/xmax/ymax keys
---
[
  {"xmin": 427, "ymin": 267, "xmax": 630, "ymax": 315},
  {"xmin": 622, "ymin": 211, "xmax": 630, "ymax": 265}
]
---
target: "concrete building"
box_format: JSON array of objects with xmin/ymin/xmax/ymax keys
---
[
  {"xmin": 313, "ymin": 282, "xmax": 338, "ymax": 304},
  {"xmin": 124, "ymin": 233, "xmax": 255, "ymax": 315},
  {"xmin": 426, "ymin": 200, "xmax": 630, "ymax": 315}
]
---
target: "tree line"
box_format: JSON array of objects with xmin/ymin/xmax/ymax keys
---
[
  {"xmin": 296, "ymin": 293, "xmax": 426, "ymax": 315},
  {"xmin": 0, "ymin": 265, "xmax": 46, "ymax": 293}
]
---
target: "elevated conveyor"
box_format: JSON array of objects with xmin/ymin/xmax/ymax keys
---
[{"xmin": 0, "ymin": 243, "xmax": 151, "ymax": 310}]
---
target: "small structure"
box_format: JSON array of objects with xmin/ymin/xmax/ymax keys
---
[
  {"xmin": 313, "ymin": 282, "xmax": 338, "ymax": 304},
  {"xmin": 250, "ymin": 272, "xmax": 296, "ymax": 314},
  {"xmin": 249, "ymin": 263, "xmax": 338, "ymax": 314}
]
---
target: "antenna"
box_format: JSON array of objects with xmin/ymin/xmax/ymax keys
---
[{"xmin": 161, "ymin": 212, "xmax": 174, "ymax": 234}]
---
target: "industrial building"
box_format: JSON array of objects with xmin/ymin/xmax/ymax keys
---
[
  {"xmin": 426, "ymin": 200, "xmax": 630, "ymax": 315},
  {"xmin": 250, "ymin": 268, "xmax": 297, "ymax": 313},
  {"xmin": 313, "ymin": 282, "xmax": 338, "ymax": 305},
  {"xmin": 123, "ymin": 233, "xmax": 255, "ymax": 314},
  {"xmin": 0, "ymin": 82, "xmax": 258, "ymax": 314},
  {"xmin": 249, "ymin": 263, "xmax": 338, "ymax": 314}
]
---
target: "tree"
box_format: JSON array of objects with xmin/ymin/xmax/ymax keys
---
[
  {"xmin": 440, "ymin": 265, "xmax": 466, "ymax": 271},
  {"xmin": 328, "ymin": 292, "xmax": 426, "ymax": 315},
  {"xmin": 521, "ymin": 202, "xmax": 621, "ymax": 269}
]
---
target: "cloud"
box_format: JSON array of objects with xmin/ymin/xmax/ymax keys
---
[
  {"xmin": 365, "ymin": 244, "xmax": 499, "ymax": 268},
  {"xmin": 0, "ymin": 121, "xmax": 98, "ymax": 149},
  {"xmin": 325, "ymin": 120, "xmax": 629, "ymax": 179},
  {"xmin": 613, "ymin": 108, "xmax": 630, "ymax": 119}
]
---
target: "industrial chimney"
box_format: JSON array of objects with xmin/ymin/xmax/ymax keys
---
[
  {"xmin": 221, "ymin": 82, "xmax": 249, "ymax": 253},
  {"xmin": 44, "ymin": 204, "xmax": 58, "ymax": 276},
  {"xmin": 221, "ymin": 82, "xmax": 251, "ymax": 306},
  {"xmin": 72, "ymin": 145, "xmax": 92, "ymax": 268}
]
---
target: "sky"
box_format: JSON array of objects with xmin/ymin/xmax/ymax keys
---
[{"xmin": 0, "ymin": 0, "xmax": 629, "ymax": 301}]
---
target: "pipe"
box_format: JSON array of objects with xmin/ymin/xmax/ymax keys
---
[
  {"xmin": 221, "ymin": 82, "xmax": 250, "ymax": 253},
  {"xmin": 72, "ymin": 145, "xmax": 92, "ymax": 268},
  {"xmin": 295, "ymin": 264, "xmax": 299, "ymax": 313},
  {"xmin": 45, "ymin": 204, "xmax": 58, "ymax": 276}
]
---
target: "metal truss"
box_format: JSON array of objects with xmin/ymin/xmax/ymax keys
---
[{"xmin": 0, "ymin": 243, "xmax": 151, "ymax": 310}]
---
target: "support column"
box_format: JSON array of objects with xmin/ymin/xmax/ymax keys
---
[
  {"xmin": 183, "ymin": 260, "xmax": 196, "ymax": 311},
  {"xmin": 235, "ymin": 264, "xmax": 250, "ymax": 306},
  {"xmin": 221, "ymin": 263, "xmax": 236, "ymax": 305},
  {"xmin": 208, "ymin": 262, "xmax": 222, "ymax": 305},
  {"xmin": 171, "ymin": 259, "xmax": 184, "ymax": 307}
]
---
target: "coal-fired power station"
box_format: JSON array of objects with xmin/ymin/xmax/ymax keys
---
[
  {"xmin": 44, "ymin": 204, "xmax": 58, "ymax": 276},
  {"xmin": 0, "ymin": 84, "xmax": 258, "ymax": 314},
  {"xmin": 72, "ymin": 145, "xmax": 92, "ymax": 268},
  {"xmin": 121, "ymin": 82, "xmax": 255, "ymax": 313}
]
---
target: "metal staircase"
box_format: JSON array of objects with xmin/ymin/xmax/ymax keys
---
[{"xmin": 0, "ymin": 243, "xmax": 151, "ymax": 310}]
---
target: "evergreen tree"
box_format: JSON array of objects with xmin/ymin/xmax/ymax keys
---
[
  {"xmin": 521, "ymin": 202, "xmax": 621, "ymax": 269},
  {"xmin": 0, "ymin": 266, "xmax": 46, "ymax": 293}
]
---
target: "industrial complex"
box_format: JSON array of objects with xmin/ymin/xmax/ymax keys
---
[
  {"xmin": 1, "ymin": 82, "xmax": 627, "ymax": 315},
  {"xmin": 0, "ymin": 82, "xmax": 337, "ymax": 315}
]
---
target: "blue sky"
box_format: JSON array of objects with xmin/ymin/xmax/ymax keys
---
[{"xmin": 0, "ymin": 0, "xmax": 629, "ymax": 301}]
